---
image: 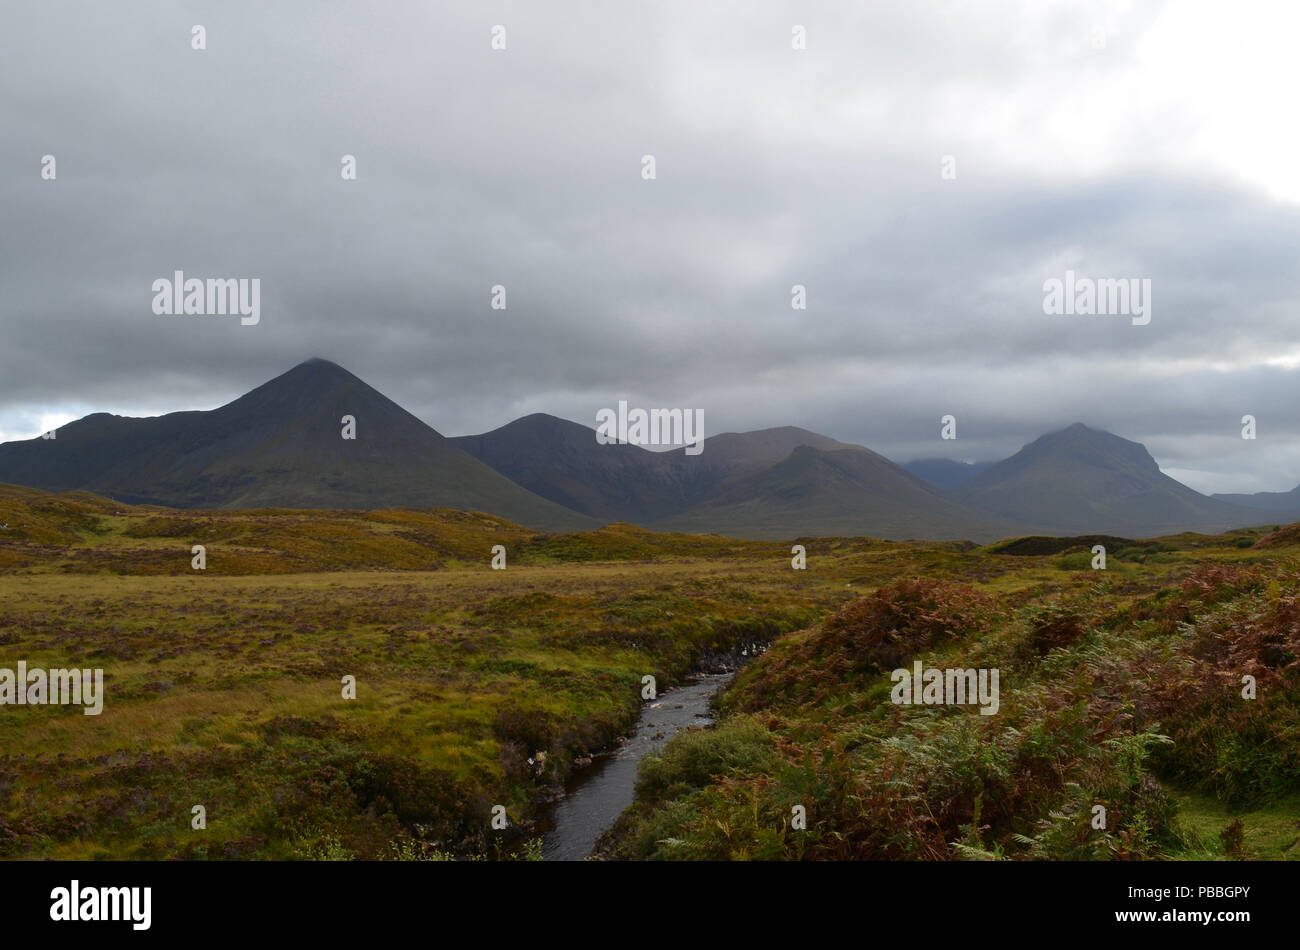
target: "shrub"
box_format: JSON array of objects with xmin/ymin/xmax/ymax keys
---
[
  {"xmin": 1220, "ymin": 818, "xmax": 1246, "ymax": 858},
  {"xmin": 636, "ymin": 716, "xmax": 778, "ymax": 803},
  {"xmin": 817, "ymin": 578, "xmax": 994, "ymax": 674}
]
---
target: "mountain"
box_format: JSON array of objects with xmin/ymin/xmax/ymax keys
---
[
  {"xmin": 455, "ymin": 417, "xmax": 1020, "ymax": 540},
  {"xmin": 452, "ymin": 419, "xmax": 856, "ymax": 523},
  {"xmin": 0, "ymin": 359, "xmax": 595, "ymax": 531},
  {"xmin": 2, "ymin": 363, "xmax": 1278, "ymax": 543},
  {"xmin": 650, "ymin": 444, "xmax": 1026, "ymax": 542},
  {"xmin": 902, "ymin": 458, "xmax": 994, "ymax": 490},
  {"xmin": 1212, "ymin": 484, "xmax": 1300, "ymax": 514},
  {"xmin": 953, "ymin": 423, "xmax": 1267, "ymax": 536},
  {"xmin": 694, "ymin": 426, "xmax": 857, "ymax": 473},
  {"xmin": 451, "ymin": 413, "xmax": 706, "ymax": 522}
]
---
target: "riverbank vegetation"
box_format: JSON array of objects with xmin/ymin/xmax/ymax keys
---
[{"xmin": 604, "ymin": 550, "xmax": 1300, "ymax": 860}]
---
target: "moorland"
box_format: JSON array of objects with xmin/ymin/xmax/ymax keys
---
[{"xmin": 1, "ymin": 483, "xmax": 1296, "ymax": 860}]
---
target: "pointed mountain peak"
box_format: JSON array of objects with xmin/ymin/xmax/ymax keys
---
[
  {"xmin": 1017, "ymin": 423, "xmax": 1157, "ymax": 472},
  {"xmin": 1044, "ymin": 422, "xmax": 1100, "ymax": 440},
  {"xmin": 284, "ymin": 357, "xmax": 354, "ymax": 381},
  {"xmin": 202, "ymin": 358, "xmax": 445, "ymax": 443},
  {"xmin": 240, "ymin": 358, "xmax": 368, "ymax": 401}
]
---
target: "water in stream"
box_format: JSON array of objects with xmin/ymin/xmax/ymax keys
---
[{"xmin": 539, "ymin": 672, "xmax": 733, "ymax": 861}]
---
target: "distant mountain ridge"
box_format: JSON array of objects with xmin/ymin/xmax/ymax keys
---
[
  {"xmin": 453, "ymin": 418, "xmax": 1020, "ymax": 539},
  {"xmin": 0, "ymin": 360, "xmax": 1281, "ymax": 541},
  {"xmin": 1213, "ymin": 483, "xmax": 1300, "ymax": 515},
  {"xmin": 450, "ymin": 418, "xmax": 854, "ymax": 523},
  {"xmin": 650, "ymin": 443, "xmax": 1026, "ymax": 541},
  {"xmin": 952, "ymin": 423, "xmax": 1264, "ymax": 536},
  {"xmin": 902, "ymin": 458, "xmax": 994, "ymax": 491}
]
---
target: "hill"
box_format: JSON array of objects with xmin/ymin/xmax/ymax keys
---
[
  {"xmin": 451, "ymin": 413, "xmax": 709, "ymax": 522},
  {"xmin": 0, "ymin": 359, "xmax": 595, "ymax": 532},
  {"xmin": 953, "ymin": 423, "xmax": 1268, "ymax": 536},
  {"xmin": 1213, "ymin": 484, "xmax": 1300, "ymax": 515},
  {"xmin": 651, "ymin": 444, "xmax": 1025, "ymax": 541},
  {"xmin": 452, "ymin": 418, "xmax": 857, "ymax": 525}
]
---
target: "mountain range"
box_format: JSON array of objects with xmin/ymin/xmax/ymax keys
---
[
  {"xmin": 0, "ymin": 359, "xmax": 594, "ymax": 532},
  {"xmin": 0, "ymin": 358, "xmax": 1291, "ymax": 542}
]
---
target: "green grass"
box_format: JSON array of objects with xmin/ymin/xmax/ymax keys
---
[{"xmin": 1173, "ymin": 791, "xmax": 1300, "ymax": 860}]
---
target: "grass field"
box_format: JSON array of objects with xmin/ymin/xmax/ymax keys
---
[{"xmin": 1, "ymin": 483, "xmax": 1296, "ymax": 860}]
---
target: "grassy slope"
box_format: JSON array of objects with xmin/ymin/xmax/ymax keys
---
[{"xmin": 603, "ymin": 528, "xmax": 1300, "ymax": 861}]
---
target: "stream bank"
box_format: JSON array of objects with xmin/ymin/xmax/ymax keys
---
[{"xmin": 537, "ymin": 671, "xmax": 735, "ymax": 861}]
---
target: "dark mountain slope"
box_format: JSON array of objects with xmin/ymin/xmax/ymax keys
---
[
  {"xmin": 954, "ymin": 423, "xmax": 1266, "ymax": 536},
  {"xmin": 902, "ymin": 458, "xmax": 994, "ymax": 490},
  {"xmin": 651, "ymin": 444, "xmax": 1026, "ymax": 542},
  {"xmin": 452, "ymin": 418, "xmax": 856, "ymax": 523},
  {"xmin": 451, "ymin": 413, "xmax": 706, "ymax": 522},
  {"xmin": 0, "ymin": 359, "xmax": 595, "ymax": 532}
]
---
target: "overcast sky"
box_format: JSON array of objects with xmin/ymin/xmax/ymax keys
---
[{"xmin": 4, "ymin": 1, "xmax": 1300, "ymax": 494}]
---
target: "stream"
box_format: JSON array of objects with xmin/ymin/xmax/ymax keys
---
[{"xmin": 538, "ymin": 672, "xmax": 734, "ymax": 861}]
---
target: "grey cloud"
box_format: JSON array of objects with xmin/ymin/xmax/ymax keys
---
[{"xmin": 3, "ymin": 0, "xmax": 1298, "ymax": 494}]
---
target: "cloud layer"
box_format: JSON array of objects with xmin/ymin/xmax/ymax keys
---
[{"xmin": 3, "ymin": 0, "xmax": 1299, "ymax": 494}]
